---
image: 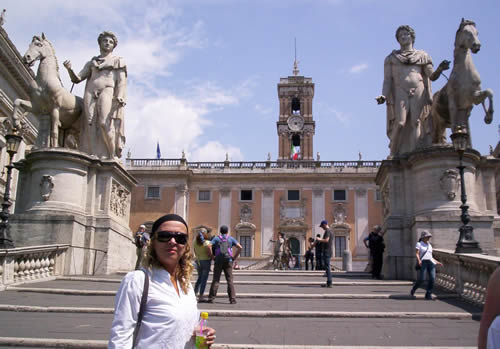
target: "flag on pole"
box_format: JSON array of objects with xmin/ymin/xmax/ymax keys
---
[
  {"xmin": 156, "ymin": 141, "xmax": 161, "ymax": 159},
  {"xmin": 291, "ymin": 144, "xmax": 299, "ymax": 160}
]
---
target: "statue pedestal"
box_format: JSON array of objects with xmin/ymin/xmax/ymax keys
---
[
  {"xmin": 11, "ymin": 148, "xmax": 137, "ymax": 275},
  {"xmin": 376, "ymin": 145, "xmax": 498, "ymax": 279}
]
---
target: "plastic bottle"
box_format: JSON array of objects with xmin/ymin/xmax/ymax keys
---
[{"xmin": 195, "ymin": 312, "xmax": 209, "ymax": 349}]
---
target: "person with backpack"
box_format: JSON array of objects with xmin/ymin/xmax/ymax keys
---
[
  {"xmin": 134, "ymin": 224, "xmax": 150, "ymax": 270},
  {"xmin": 207, "ymin": 225, "xmax": 242, "ymax": 304}
]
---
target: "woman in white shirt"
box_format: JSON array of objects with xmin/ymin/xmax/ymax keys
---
[
  {"xmin": 410, "ymin": 231, "xmax": 442, "ymax": 300},
  {"xmin": 108, "ymin": 213, "xmax": 216, "ymax": 349}
]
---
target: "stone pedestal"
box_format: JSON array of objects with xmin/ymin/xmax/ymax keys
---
[
  {"xmin": 376, "ymin": 145, "xmax": 498, "ymax": 280},
  {"xmin": 10, "ymin": 148, "xmax": 137, "ymax": 275}
]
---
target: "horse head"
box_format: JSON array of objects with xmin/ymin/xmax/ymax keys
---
[
  {"xmin": 456, "ymin": 18, "xmax": 481, "ymax": 54},
  {"xmin": 23, "ymin": 33, "xmax": 54, "ymax": 66}
]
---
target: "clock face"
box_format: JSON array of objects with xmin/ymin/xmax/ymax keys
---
[{"xmin": 287, "ymin": 115, "xmax": 304, "ymax": 132}]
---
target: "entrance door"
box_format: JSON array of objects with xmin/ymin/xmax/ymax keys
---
[{"xmin": 289, "ymin": 237, "xmax": 300, "ymax": 256}]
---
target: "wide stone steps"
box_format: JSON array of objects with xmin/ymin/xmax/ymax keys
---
[{"xmin": 0, "ymin": 270, "xmax": 480, "ymax": 348}]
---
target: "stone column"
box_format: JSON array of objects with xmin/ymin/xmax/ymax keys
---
[
  {"xmin": 261, "ymin": 189, "xmax": 274, "ymax": 255},
  {"xmin": 175, "ymin": 184, "xmax": 188, "ymax": 218},
  {"xmin": 218, "ymin": 188, "xmax": 231, "ymax": 231},
  {"xmin": 354, "ymin": 188, "xmax": 369, "ymax": 256},
  {"xmin": 312, "ymin": 189, "xmax": 325, "ymax": 237}
]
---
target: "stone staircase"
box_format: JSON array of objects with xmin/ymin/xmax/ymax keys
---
[{"xmin": 0, "ymin": 270, "xmax": 481, "ymax": 348}]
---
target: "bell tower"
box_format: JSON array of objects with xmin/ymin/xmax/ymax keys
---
[{"xmin": 277, "ymin": 60, "xmax": 315, "ymax": 160}]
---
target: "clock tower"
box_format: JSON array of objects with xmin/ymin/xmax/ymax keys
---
[{"xmin": 277, "ymin": 61, "xmax": 315, "ymax": 160}]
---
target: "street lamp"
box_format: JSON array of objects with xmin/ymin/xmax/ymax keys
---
[
  {"xmin": 0, "ymin": 133, "xmax": 22, "ymax": 249},
  {"xmin": 450, "ymin": 126, "xmax": 482, "ymax": 253}
]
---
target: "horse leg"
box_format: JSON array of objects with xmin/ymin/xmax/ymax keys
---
[
  {"xmin": 12, "ymin": 99, "xmax": 33, "ymax": 130},
  {"xmin": 481, "ymin": 89, "xmax": 494, "ymax": 124},
  {"xmin": 50, "ymin": 108, "xmax": 61, "ymax": 147}
]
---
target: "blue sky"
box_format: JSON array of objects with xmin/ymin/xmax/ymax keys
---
[{"xmin": 2, "ymin": 0, "xmax": 499, "ymax": 161}]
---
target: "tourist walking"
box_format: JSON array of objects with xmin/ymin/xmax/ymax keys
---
[
  {"xmin": 134, "ymin": 224, "xmax": 149, "ymax": 270},
  {"xmin": 316, "ymin": 220, "xmax": 333, "ymax": 288},
  {"xmin": 108, "ymin": 213, "xmax": 216, "ymax": 348},
  {"xmin": 365, "ymin": 225, "xmax": 385, "ymax": 279},
  {"xmin": 207, "ymin": 225, "xmax": 242, "ymax": 304},
  {"xmin": 271, "ymin": 232, "xmax": 285, "ymax": 270},
  {"xmin": 478, "ymin": 266, "xmax": 500, "ymax": 349},
  {"xmin": 314, "ymin": 234, "xmax": 323, "ymax": 270},
  {"xmin": 305, "ymin": 237, "xmax": 315, "ymax": 270},
  {"xmin": 410, "ymin": 231, "xmax": 442, "ymax": 300},
  {"xmin": 193, "ymin": 228, "xmax": 212, "ymax": 302}
]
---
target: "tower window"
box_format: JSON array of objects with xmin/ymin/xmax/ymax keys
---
[{"xmin": 291, "ymin": 97, "xmax": 300, "ymax": 115}]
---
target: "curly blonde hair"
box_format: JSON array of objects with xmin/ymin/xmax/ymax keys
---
[{"xmin": 142, "ymin": 237, "xmax": 194, "ymax": 294}]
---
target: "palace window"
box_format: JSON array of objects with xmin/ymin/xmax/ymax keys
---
[
  {"xmin": 146, "ymin": 186, "xmax": 160, "ymax": 199},
  {"xmin": 239, "ymin": 236, "xmax": 252, "ymax": 257},
  {"xmin": 375, "ymin": 189, "xmax": 382, "ymax": 201},
  {"xmin": 240, "ymin": 190, "xmax": 253, "ymax": 201},
  {"xmin": 287, "ymin": 190, "xmax": 300, "ymax": 201},
  {"xmin": 198, "ymin": 190, "xmax": 211, "ymax": 201},
  {"xmin": 333, "ymin": 189, "xmax": 347, "ymax": 201}
]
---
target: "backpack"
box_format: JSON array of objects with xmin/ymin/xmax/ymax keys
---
[{"xmin": 214, "ymin": 235, "xmax": 232, "ymax": 261}]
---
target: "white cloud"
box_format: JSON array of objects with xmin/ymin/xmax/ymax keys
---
[
  {"xmin": 255, "ymin": 104, "xmax": 272, "ymax": 115},
  {"xmin": 349, "ymin": 63, "xmax": 369, "ymax": 74},
  {"xmin": 190, "ymin": 141, "xmax": 243, "ymax": 162},
  {"xmin": 3, "ymin": 0, "xmax": 248, "ymax": 161},
  {"xmin": 329, "ymin": 108, "xmax": 351, "ymax": 125}
]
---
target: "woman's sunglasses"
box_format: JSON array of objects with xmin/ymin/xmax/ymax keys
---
[{"xmin": 155, "ymin": 231, "xmax": 188, "ymax": 245}]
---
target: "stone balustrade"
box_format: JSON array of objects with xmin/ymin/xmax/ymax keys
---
[
  {"xmin": 127, "ymin": 158, "xmax": 381, "ymax": 171},
  {"xmin": 0, "ymin": 244, "xmax": 69, "ymax": 289},
  {"xmin": 434, "ymin": 248, "xmax": 500, "ymax": 306}
]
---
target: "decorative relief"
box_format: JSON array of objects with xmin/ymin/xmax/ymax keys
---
[
  {"xmin": 356, "ymin": 188, "xmax": 367, "ymax": 196},
  {"xmin": 40, "ymin": 175, "xmax": 54, "ymax": 201},
  {"xmin": 240, "ymin": 204, "xmax": 252, "ymax": 222},
  {"xmin": 110, "ymin": 180, "xmax": 130, "ymax": 218},
  {"xmin": 440, "ymin": 169, "xmax": 459, "ymax": 201},
  {"xmin": 175, "ymin": 184, "xmax": 188, "ymax": 195},
  {"xmin": 262, "ymin": 189, "xmax": 273, "ymax": 197},
  {"xmin": 279, "ymin": 197, "xmax": 306, "ymax": 223},
  {"xmin": 312, "ymin": 188, "xmax": 323, "ymax": 197},
  {"xmin": 333, "ymin": 203, "xmax": 346, "ymax": 224},
  {"xmin": 382, "ymin": 184, "xmax": 390, "ymax": 218},
  {"xmin": 220, "ymin": 188, "xmax": 231, "ymax": 197}
]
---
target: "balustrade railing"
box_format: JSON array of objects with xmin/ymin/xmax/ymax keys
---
[
  {"xmin": 0, "ymin": 244, "xmax": 69, "ymax": 288},
  {"xmin": 433, "ymin": 249, "xmax": 500, "ymax": 306},
  {"xmin": 127, "ymin": 159, "xmax": 382, "ymax": 170}
]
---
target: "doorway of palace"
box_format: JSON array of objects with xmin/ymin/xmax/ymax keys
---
[{"xmin": 289, "ymin": 237, "xmax": 300, "ymax": 255}]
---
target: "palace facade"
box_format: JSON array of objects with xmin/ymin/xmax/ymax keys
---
[{"xmin": 126, "ymin": 68, "xmax": 383, "ymax": 261}]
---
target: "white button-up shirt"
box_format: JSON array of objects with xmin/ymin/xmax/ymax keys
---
[{"xmin": 108, "ymin": 268, "xmax": 199, "ymax": 349}]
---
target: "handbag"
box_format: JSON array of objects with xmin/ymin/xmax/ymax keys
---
[{"xmin": 132, "ymin": 269, "xmax": 149, "ymax": 349}]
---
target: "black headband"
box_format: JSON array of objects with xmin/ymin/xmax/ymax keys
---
[{"xmin": 151, "ymin": 214, "xmax": 189, "ymax": 234}]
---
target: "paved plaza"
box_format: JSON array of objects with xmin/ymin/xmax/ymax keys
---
[{"xmin": 0, "ymin": 269, "xmax": 481, "ymax": 348}]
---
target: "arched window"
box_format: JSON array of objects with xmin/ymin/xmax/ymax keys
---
[{"xmin": 291, "ymin": 97, "xmax": 300, "ymax": 115}]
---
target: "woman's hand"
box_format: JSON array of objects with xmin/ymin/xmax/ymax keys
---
[{"xmin": 205, "ymin": 327, "xmax": 216, "ymax": 347}]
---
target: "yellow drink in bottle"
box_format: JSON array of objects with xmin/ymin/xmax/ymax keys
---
[{"xmin": 195, "ymin": 312, "xmax": 209, "ymax": 349}]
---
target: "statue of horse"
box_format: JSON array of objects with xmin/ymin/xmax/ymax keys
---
[
  {"xmin": 431, "ymin": 19, "xmax": 494, "ymax": 145},
  {"xmin": 12, "ymin": 33, "xmax": 82, "ymax": 148}
]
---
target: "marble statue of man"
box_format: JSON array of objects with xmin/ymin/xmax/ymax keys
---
[
  {"xmin": 63, "ymin": 31, "xmax": 127, "ymax": 160},
  {"xmin": 376, "ymin": 25, "xmax": 449, "ymax": 157}
]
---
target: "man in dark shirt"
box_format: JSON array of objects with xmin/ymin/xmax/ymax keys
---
[
  {"xmin": 365, "ymin": 225, "xmax": 385, "ymax": 279},
  {"xmin": 317, "ymin": 220, "xmax": 333, "ymax": 287}
]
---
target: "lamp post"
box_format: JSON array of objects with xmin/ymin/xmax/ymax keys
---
[
  {"xmin": 450, "ymin": 126, "xmax": 482, "ymax": 253},
  {"xmin": 0, "ymin": 133, "xmax": 22, "ymax": 249}
]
